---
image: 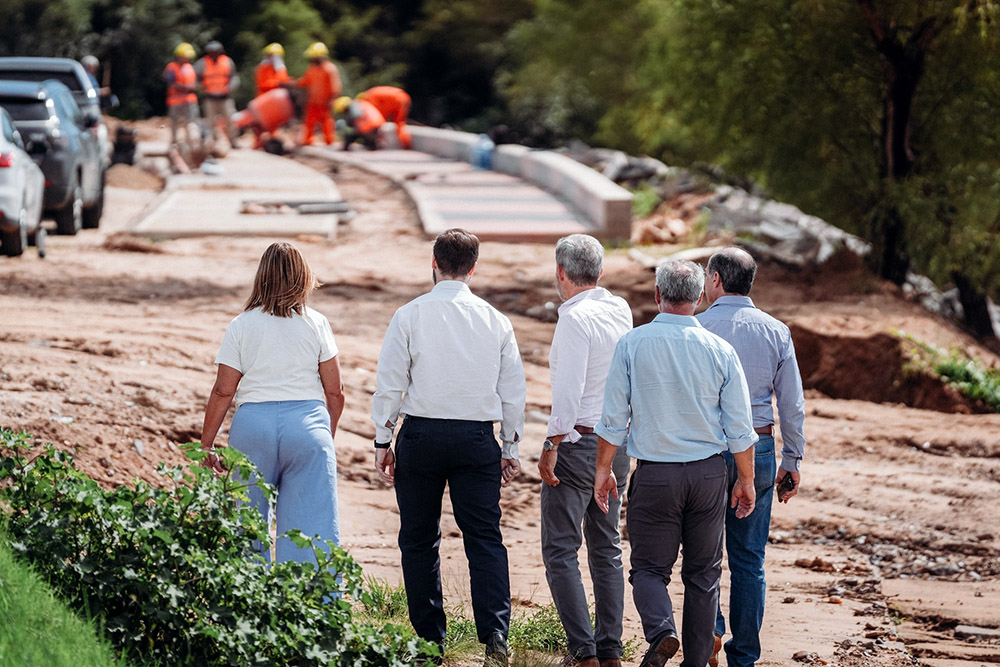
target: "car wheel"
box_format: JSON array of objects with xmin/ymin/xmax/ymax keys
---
[
  {"xmin": 1, "ymin": 209, "xmax": 28, "ymax": 257},
  {"xmin": 82, "ymin": 171, "xmax": 105, "ymax": 229},
  {"xmin": 54, "ymin": 177, "xmax": 83, "ymax": 236},
  {"xmin": 32, "ymin": 226, "xmax": 47, "ymax": 259}
]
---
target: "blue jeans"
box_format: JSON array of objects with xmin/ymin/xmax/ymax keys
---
[
  {"xmin": 715, "ymin": 436, "xmax": 775, "ymax": 667},
  {"xmin": 229, "ymin": 400, "xmax": 340, "ymax": 564}
]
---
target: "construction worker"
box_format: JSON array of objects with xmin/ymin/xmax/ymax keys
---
[
  {"xmin": 195, "ymin": 41, "xmax": 239, "ymax": 149},
  {"xmin": 358, "ymin": 86, "xmax": 412, "ymax": 149},
  {"xmin": 163, "ymin": 42, "xmax": 199, "ymax": 148},
  {"xmin": 333, "ymin": 96, "xmax": 385, "ymax": 150},
  {"xmin": 256, "ymin": 43, "xmax": 290, "ymax": 96},
  {"xmin": 296, "ymin": 42, "xmax": 341, "ymax": 146}
]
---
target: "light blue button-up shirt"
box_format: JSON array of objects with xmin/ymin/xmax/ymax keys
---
[
  {"xmin": 595, "ymin": 313, "xmax": 757, "ymax": 463},
  {"xmin": 697, "ymin": 295, "xmax": 806, "ymax": 472}
]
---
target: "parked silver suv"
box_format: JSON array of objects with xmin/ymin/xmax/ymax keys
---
[{"xmin": 0, "ymin": 80, "xmax": 104, "ymax": 234}]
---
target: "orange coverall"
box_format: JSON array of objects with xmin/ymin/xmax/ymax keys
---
[
  {"xmin": 255, "ymin": 61, "xmax": 290, "ymax": 96},
  {"xmin": 297, "ymin": 60, "xmax": 341, "ymax": 145},
  {"xmin": 360, "ymin": 86, "xmax": 412, "ymax": 148}
]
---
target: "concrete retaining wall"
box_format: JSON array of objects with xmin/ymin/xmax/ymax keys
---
[{"xmin": 408, "ymin": 126, "xmax": 632, "ymax": 239}]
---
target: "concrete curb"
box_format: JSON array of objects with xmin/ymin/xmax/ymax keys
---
[{"xmin": 409, "ymin": 127, "xmax": 632, "ymax": 239}]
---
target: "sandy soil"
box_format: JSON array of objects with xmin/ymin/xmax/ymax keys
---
[{"xmin": 1, "ymin": 139, "xmax": 998, "ymax": 666}]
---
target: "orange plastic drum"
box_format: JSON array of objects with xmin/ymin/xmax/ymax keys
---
[{"xmin": 234, "ymin": 88, "xmax": 296, "ymax": 133}]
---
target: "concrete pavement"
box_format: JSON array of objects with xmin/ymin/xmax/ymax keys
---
[
  {"xmin": 302, "ymin": 146, "xmax": 594, "ymax": 242},
  {"xmin": 129, "ymin": 145, "xmax": 340, "ymax": 239}
]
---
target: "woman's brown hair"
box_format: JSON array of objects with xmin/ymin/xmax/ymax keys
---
[{"xmin": 244, "ymin": 242, "xmax": 319, "ymax": 317}]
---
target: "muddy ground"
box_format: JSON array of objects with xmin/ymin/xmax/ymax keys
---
[{"xmin": 1, "ymin": 139, "xmax": 998, "ymax": 666}]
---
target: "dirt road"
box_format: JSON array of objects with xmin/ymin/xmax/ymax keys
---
[{"xmin": 1, "ymin": 150, "xmax": 998, "ymax": 666}]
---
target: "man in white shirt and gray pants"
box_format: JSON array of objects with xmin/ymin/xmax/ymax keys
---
[
  {"xmin": 538, "ymin": 234, "xmax": 633, "ymax": 667},
  {"xmin": 372, "ymin": 228, "xmax": 527, "ymax": 666}
]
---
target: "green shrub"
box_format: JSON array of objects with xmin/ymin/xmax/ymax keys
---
[
  {"xmin": 935, "ymin": 357, "xmax": 1000, "ymax": 412},
  {"xmin": 0, "ymin": 536, "xmax": 122, "ymax": 667},
  {"xmin": 0, "ymin": 430, "xmax": 437, "ymax": 666},
  {"xmin": 631, "ymin": 183, "xmax": 662, "ymax": 219}
]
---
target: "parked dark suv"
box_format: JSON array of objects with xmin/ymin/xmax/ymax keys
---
[
  {"xmin": 0, "ymin": 57, "xmax": 116, "ymax": 165},
  {"xmin": 0, "ymin": 80, "xmax": 104, "ymax": 234}
]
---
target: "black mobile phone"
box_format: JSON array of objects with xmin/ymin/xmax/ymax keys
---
[{"xmin": 776, "ymin": 473, "xmax": 795, "ymax": 501}]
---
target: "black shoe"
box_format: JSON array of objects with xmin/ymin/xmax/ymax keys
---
[
  {"xmin": 638, "ymin": 631, "xmax": 679, "ymax": 667},
  {"xmin": 484, "ymin": 631, "xmax": 509, "ymax": 666}
]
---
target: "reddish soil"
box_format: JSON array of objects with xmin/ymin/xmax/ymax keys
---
[{"xmin": 1, "ymin": 129, "xmax": 998, "ymax": 666}]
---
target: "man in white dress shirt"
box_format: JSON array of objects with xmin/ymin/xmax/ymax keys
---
[
  {"xmin": 538, "ymin": 234, "xmax": 633, "ymax": 667},
  {"xmin": 372, "ymin": 229, "xmax": 527, "ymax": 666}
]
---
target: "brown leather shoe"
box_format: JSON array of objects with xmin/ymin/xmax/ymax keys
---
[
  {"xmin": 638, "ymin": 632, "xmax": 680, "ymax": 667},
  {"xmin": 708, "ymin": 634, "xmax": 723, "ymax": 667},
  {"xmin": 598, "ymin": 659, "xmax": 621, "ymax": 667},
  {"xmin": 558, "ymin": 657, "xmax": 598, "ymax": 667}
]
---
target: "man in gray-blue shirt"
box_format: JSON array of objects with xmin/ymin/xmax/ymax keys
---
[
  {"xmin": 698, "ymin": 246, "xmax": 806, "ymax": 667},
  {"xmin": 594, "ymin": 259, "xmax": 758, "ymax": 667}
]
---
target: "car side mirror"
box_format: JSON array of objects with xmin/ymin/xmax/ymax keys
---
[
  {"xmin": 11, "ymin": 130, "xmax": 24, "ymax": 150},
  {"xmin": 84, "ymin": 111, "xmax": 100, "ymax": 128}
]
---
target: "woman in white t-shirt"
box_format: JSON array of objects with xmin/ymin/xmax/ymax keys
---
[{"xmin": 201, "ymin": 242, "xmax": 344, "ymax": 564}]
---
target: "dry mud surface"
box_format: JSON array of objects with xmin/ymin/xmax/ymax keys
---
[{"xmin": 1, "ymin": 146, "xmax": 999, "ymax": 666}]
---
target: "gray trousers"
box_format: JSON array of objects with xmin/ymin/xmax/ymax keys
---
[
  {"xmin": 540, "ymin": 435, "xmax": 630, "ymax": 660},
  {"xmin": 203, "ymin": 96, "xmax": 237, "ymax": 146},
  {"xmin": 627, "ymin": 455, "xmax": 727, "ymax": 667}
]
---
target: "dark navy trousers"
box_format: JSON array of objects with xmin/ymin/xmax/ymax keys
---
[{"xmin": 394, "ymin": 416, "xmax": 511, "ymax": 646}]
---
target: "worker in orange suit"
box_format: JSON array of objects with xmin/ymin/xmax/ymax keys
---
[
  {"xmin": 296, "ymin": 42, "xmax": 341, "ymax": 146},
  {"xmin": 334, "ymin": 96, "xmax": 385, "ymax": 150},
  {"xmin": 256, "ymin": 42, "xmax": 290, "ymax": 96},
  {"xmin": 195, "ymin": 41, "xmax": 240, "ymax": 149},
  {"xmin": 163, "ymin": 42, "xmax": 199, "ymax": 148},
  {"xmin": 358, "ymin": 86, "xmax": 412, "ymax": 149}
]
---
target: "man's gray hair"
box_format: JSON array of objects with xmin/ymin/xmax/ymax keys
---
[
  {"xmin": 555, "ymin": 234, "xmax": 603, "ymax": 285},
  {"xmin": 656, "ymin": 259, "xmax": 705, "ymax": 304}
]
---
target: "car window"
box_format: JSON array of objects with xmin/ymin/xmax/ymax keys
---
[
  {"xmin": 52, "ymin": 91, "xmax": 80, "ymax": 123},
  {"xmin": 0, "ymin": 98, "xmax": 51, "ymax": 121},
  {"xmin": 1, "ymin": 113, "xmax": 15, "ymax": 142},
  {"xmin": 0, "ymin": 70, "xmax": 81, "ymax": 91}
]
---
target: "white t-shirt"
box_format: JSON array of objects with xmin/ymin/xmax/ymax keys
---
[{"xmin": 215, "ymin": 306, "xmax": 338, "ymax": 406}]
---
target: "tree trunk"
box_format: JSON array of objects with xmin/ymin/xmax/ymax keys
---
[{"xmin": 952, "ymin": 272, "xmax": 997, "ymax": 339}]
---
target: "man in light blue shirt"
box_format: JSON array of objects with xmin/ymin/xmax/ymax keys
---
[
  {"xmin": 698, "ymin": 247, "xmax": 807, "ymax": 667},
  {"xmin": 594, "ymin": 259, "xmax": 757, "ymax": 667}
]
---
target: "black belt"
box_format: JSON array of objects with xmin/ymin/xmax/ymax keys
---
[
  {"xmin": 637, "ymin": 453, "xmax": 722, "ymax": 467},
  {"xmin": 755, "ymin": 425, "xmax": 773, "ymax": 436},
  {"xmin": 574, "ymin": 425, "xmax": 595, "ymax": 435}
]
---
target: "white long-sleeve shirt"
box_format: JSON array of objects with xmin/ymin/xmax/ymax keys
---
[
  {"xmin": 371, "ymin": 280, "xmax": 527, "ymax": 458},
  {"xmin": 547, "ymin": 287, "xmax": 633, "ymax": 443}
]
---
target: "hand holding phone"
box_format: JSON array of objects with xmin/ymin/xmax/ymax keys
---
[{"xmin": 776, "ymin": 472, "xmax": 796, "ymax": 502}]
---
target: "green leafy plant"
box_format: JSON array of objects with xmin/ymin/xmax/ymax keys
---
[
  {"xmin": 631, "ymin": 182, "xmax": 662, "ymax": 219},
  {"xmin": 0, "ymin": 536, "xmax": 123, "ymax": 667},
  {"xmin": 0, "ymin": 429, "xmax": 437, "ymax": 666},
  {"xmin": 935, "ymin": 357, "xmax": 1000, "ymax": 412}
]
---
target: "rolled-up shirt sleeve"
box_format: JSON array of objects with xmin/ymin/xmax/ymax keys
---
[
  {"xmin": 371, "ymin": 311, "xmax": 410, "ymax": 444},
  {"xmin": 546, "ymin": 317, "xmax": 589, "ymax": 442},
  {"xmin": 497, "ymin": 324, "xmax": 526, "ymax": 459},
  {"xmin": 775, "ymin": 337, "xmax": 807, "ymax": 471},
  {"xmin": 595, "ymin": 337, "xmax": 631, "ymax": 447},
  {"xmin": 720, "ymin": 349, "xmax": 758, "ymax": 454}
]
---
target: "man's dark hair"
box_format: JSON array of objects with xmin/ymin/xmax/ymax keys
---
[
  {"xmin": 707, "ymin": 247, "xmax": 757, "ymax": 295},
  {"xmin": 433, "ymin": 228, "xmax": 480, "ymax": 276}
]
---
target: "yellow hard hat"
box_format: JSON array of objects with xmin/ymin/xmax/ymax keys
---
[
  {"xmin": 333, "ymin": 96, "xmax": 352, "ymax": 115},
  {"xmin": 263, "ymin": 42, "xmax": 284, "ymax": 57},
  {"xmin": 174, "ymin": 42, "xmax": 196, "ymax": 59},
  {"xmin": 304, "ymin": 42, "xmax": 329, "ymax": 59}
]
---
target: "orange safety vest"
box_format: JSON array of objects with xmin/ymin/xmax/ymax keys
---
[
  {"xmin": 361, "ymin": 86, "xmax": 410, "ymax": 123},
  {"xmin": 351, "ymin": 99, "xmax": 385, "ymax": 135},
  {"xmin": 164, "ymin": 61, "xmax": 197, "ymax": 107},
  {"xmin": 200, "ymin": 55, "xmax": 234, "ymax": 96},
  {"xmin": 298, "ymin": 61, "xmax": 341, "ymax": 107},
  {"xmin": 255, "ymin": 61, "xmax": 289, "ymax": 95}
]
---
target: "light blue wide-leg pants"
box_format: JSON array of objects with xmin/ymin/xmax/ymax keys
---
[{"xmin": 229, "ymin": 399, "xmax": 340, "ymax": 564}]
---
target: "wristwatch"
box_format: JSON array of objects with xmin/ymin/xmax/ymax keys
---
[
  {"xmin": 542, "ymin": 439, "xmax": 558, "ymax": 452},
  {"xmin": 374, "ymin": 441, "xmax": 391, "ymax": 449}
]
